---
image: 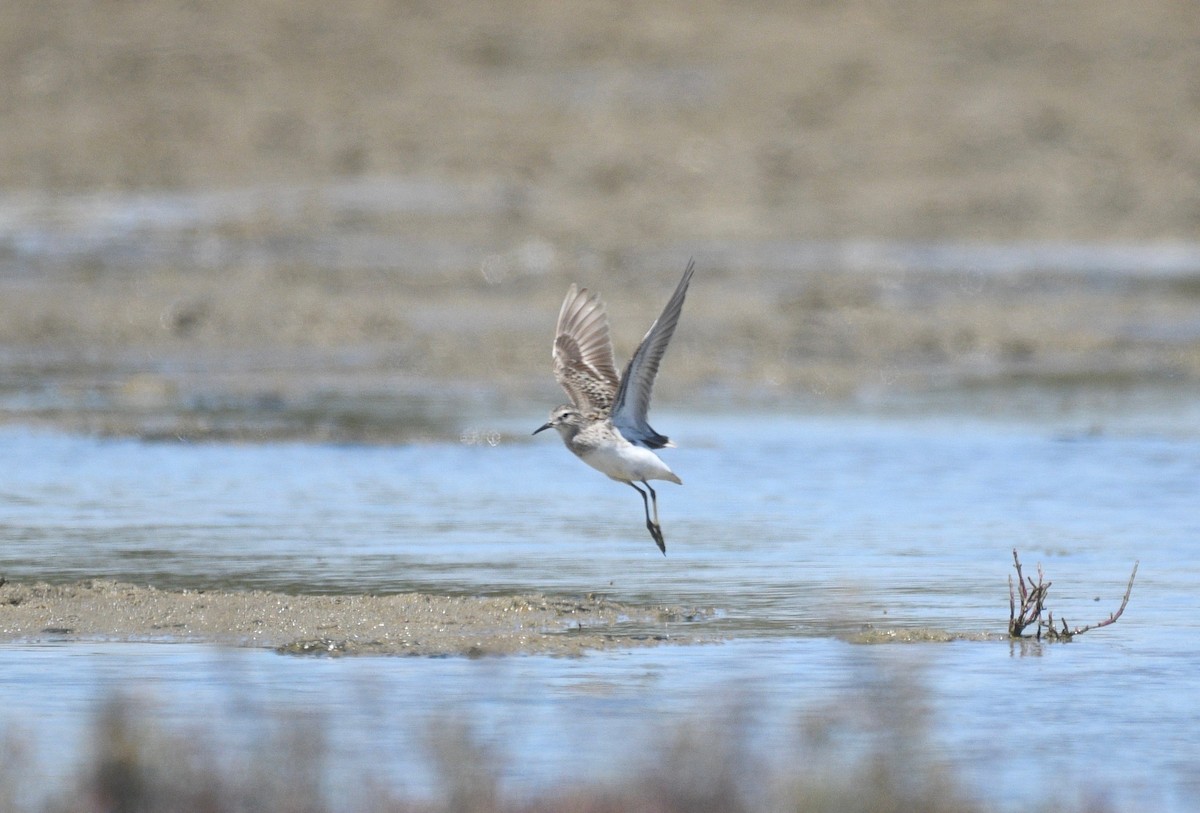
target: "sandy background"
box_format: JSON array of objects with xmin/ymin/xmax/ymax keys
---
[
  {"xmin": 6, "ymin": 0, "xmax": 1200, "ymax": 239},
  {"xmin": 1, "ymin": 0, "xmax": 1198, "ymax": 441}
]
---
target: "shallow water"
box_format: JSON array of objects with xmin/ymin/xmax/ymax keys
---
[
  {"xmin": 0, "ymin": 408, "xmax": 1198, "ymax": 810},
  {"xmin": 0, "ymin": 413, "xmax": 1192, "ymax": 631}
]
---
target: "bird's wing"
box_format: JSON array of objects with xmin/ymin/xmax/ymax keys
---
[
  {"xmin": 553, "ymin": 283, "xmax": 620, "ymax": 413},
  {"xmin": 611, "ymin": 259, "xmax": 695, "ymax": 449}
]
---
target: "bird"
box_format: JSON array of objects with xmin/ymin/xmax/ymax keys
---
[{"xmin": 533, "ymin": 260, "xmax": 695, "ymax": 553}]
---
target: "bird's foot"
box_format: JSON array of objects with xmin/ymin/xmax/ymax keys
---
[{"xmin": 647, "ymin": 521, "xmax": 667, "ymax": 555}]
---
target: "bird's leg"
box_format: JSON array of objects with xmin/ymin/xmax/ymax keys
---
[
  {"xmin": 643, "ymin": 481, "xmax": 667, "ymax": 554},
  {"xmin": 643, "ymin": 481, "xmax": 661, "ymax": 525},
  {"xmin": 628, "ymin": 481, "xmax": 666, "ymax": 555}
]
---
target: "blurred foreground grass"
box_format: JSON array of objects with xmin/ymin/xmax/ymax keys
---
[{"xmin": 0, "ymin": 663, "xmax": 1113, "ymax": 813}]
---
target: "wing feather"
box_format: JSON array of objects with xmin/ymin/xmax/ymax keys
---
[
  {"xmin": 612, "ymin": 260, "xmax": 695, "ymax": 449},
  {"xmin": 552, "ymin": 284, "xmax": 619, "ymax": 413}
]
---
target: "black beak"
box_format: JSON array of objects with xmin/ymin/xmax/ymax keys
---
[{"xmin": 532, "ymin": 422, "xmax": 552, "ymax": 435}]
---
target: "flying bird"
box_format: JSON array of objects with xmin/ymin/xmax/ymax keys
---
[{"xmin": 533, "ymin": 260, "xmax": 695, "ymax": 553}]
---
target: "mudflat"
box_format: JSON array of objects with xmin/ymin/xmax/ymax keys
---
[
  {"xmin": 2, "ymin": 1, "xmax": 1198, "ymax": 441},
  {"xmin": 0, "ymin": 580, "xmax": 710, "ymax": 656}
]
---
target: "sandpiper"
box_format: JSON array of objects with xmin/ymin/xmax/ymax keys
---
[{"xmin": 533, "ymin": 260, "xmax": 695, "ymax": 553}]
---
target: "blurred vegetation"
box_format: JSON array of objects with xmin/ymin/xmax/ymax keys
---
[{"xmin": 0, "ymin": 664, "xmax": 1118, "ymax": 813}]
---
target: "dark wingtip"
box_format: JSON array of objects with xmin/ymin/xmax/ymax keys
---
[{"xmin": 640, "ymin": 426, "xmax": 672, "ymax": 450}]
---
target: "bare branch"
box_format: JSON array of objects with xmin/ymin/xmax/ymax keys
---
[
  {"xmin": 1045, "ymin": 561, "xmax": 1139, "ymax": 640},
  {"xmin": 1008, "ymin": 549, "xmax": 1051, "ymax": 639},
  {"xmin": 1008, "ymin": 551, "xmax": 1137, "ymax": 641}
]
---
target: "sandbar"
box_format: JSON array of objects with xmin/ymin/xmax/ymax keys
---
[{"xmin": 0, "ymin": 580, "xmax": 712, "ymax": 657}]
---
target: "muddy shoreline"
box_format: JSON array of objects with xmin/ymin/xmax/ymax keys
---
[
  {"xmin": 0, "ymin": 580, "xmax": 713, "ymax": 656},
  {"xmin": 3, "ymin": 257, "xmax": 1197, "ymax": 443}
]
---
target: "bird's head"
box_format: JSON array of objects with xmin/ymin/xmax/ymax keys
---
[{"xmin": 533, "ymin": 405, "xmax": 584, "ymax": 439}]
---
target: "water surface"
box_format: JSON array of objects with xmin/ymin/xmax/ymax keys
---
[{"xmin": 0, "ymin": 409, "xmax": 1197, "ymax": 810}]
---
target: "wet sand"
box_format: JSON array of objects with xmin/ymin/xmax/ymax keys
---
[
  {"xmin": 2, "ymin": 257, "xmax": 1195, "ymax": 442},
  {"xmin": 0, "ymin": 579, "xmax": 712, "ymax": 656}
]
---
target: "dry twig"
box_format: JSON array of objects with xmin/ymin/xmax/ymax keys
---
[
  {"xmin": 1007, "ymin": 549, "xmax": 1138, "ymax": 641},
  {"xmin": 1007, "ymin": 550, "xmax": 1050, "ymax": 639}
]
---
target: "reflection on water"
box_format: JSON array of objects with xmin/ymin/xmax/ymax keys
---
[{"xmin": 0, "ymin": 410, "xmax": 1198, "ymax": 811}]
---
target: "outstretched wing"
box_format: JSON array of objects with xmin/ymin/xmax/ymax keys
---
[
  {"xmin": 612, "ymin": 259, "xmax": 695, "ymax": 449},
  {"xmin": 553, "ymin": 284, "xmax": 620, "ymax": 414}
]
